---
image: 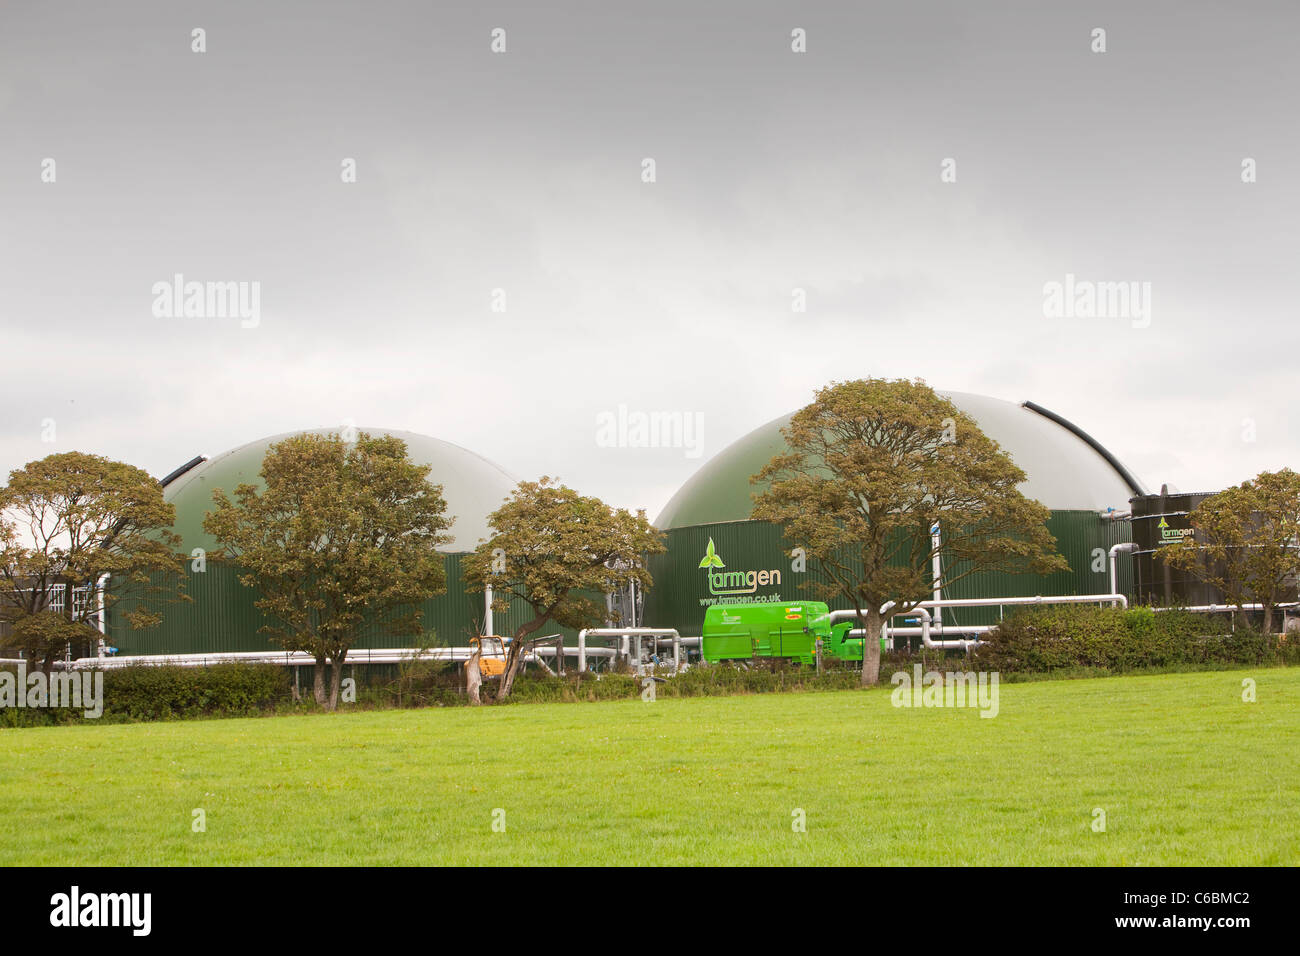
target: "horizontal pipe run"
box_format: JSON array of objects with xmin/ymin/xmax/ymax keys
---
[
  {"xmin": 62, "ymin": 641, "xmax": 572, "ymax": 671},
  {"xmin": 825, "ymin": 594, "xmax": 1129, "ymax": 651},
  {"xmin": 907, "ymin": 594, "xmax": 1129, "ymax": 610},
  {"xmin": 1154, "ymin": 603, "xmax": 1299, "ymax": 613},
  {"xmin": 576, "ymin": 628, "xmax": 683, "ymax": 674}
]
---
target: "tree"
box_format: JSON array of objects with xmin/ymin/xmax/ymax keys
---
[
  {"xmin": 1160, "ymin": 469, "xmax": 1300, "ymax": 635},
  {"xmin": 462, "ymin": 477, "xmax": 665, "ymax": 701},
  {"xmin": 751, "ymin": 378, "xmax": 1069, "ymax": 686},
  {"xmin": 0, "ymin": 452, "xmax": 186, "ymax": 674},
  {"xmin": 203, "ymin": 432, "xmax": 452, "ymax": 710}
]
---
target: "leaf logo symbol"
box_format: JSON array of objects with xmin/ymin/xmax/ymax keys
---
[{"xmin": 699, "ymin": 537, "xmax": 725, "ymax": 569}]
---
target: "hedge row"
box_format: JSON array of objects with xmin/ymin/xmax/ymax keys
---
[
  {"xmin": 3, "ymin": 606, "xmax": 1297, "ymax": 725},
  {"xmin": 0, "ymin": 662, "xmax": 295, "ymax": 727},
  {"xmin": 0, "ymin": 657, "xmax": 867, "ymax": 724},
  {"xmin": 969, "ymin": 605, "xmax": 1299, "ymax": 673},
  {"xmin": 506, "ymin": 663, "xmax": 862, "ymax": 704}
]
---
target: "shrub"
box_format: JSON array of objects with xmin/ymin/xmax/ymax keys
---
[
  {"xmin": 0, "ymin": 661, "xmax": 295, "ymax": 726},
  {"xmin": 102, "ymin": 663, "xmax": 294, "ymax": 720},
  {"xmin": 970, "ymin": 605, "xmax": 1289, "ymax": 674}
]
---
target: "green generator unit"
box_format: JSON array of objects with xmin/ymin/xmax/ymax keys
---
[{"xmin": 701, "ymin": 601, "xmax": 884, "ymax": 665}]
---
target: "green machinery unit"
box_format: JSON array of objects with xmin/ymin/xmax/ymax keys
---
[{"xmin": 701, "ymin": 601, "xmax": 885, "ymax": 666}]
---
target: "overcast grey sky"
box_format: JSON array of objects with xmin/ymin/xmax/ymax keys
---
[{"xmin": 2, "ymin": 0, "xmax": 1297, "ymax": 518}]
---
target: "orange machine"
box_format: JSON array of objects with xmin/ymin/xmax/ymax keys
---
[{"xmin": 466, "ymin": 635, "xmax": 509, "ymax": 677}]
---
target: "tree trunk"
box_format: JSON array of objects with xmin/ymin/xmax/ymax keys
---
[
  {"xmin": 466, "ymin": 650, "xmax": 482, "ymax": 705},
  {"xmin": 495, "ymin": 640, "xmax": 527, "ymax": 702},
  {"xmin": 859, "ymin": 607, "xmax": 882, "ymax": 687},
  {"xmin": 313, "ymin": 658, "xmax": 328, "ymax": 708},
  {"xmin": 494, "ymin": 622, "xmax": 550, "ymax": 702},
  {"xmin": 328, "ymin": 658, "xmax": 343, "ymax": 711},
  {"xmin": 1261, "ymin": 601, "xmax": 1274, "ymax": 636}
]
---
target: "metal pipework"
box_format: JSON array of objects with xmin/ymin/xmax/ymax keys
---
[
  {"xmin": 648, "ymin": 633, "xmax": 701, "ymax": 672},
  {"xmin": 66, "ymin": 638, "xmax": 574, "ymax": 670},
  {"xmin": 1154, "ymin": 602, "xmax": 1298, "ymax": 613},
  {"xmin": 830, "ymin": 593, "xmax": 1131, "ymax": 652},
  {"xmin": 95, "ymin": 573, "xmax": 110, "ymax": 658},
  {"xmin": 840, "ymin": 604, "xmax": 978, "ymax": 651},
  {"xmin": 576, "ymin": 628, "xmax": 683, "ymax": 674},
  {"xmin": 930, "ymin": 523, "xmax": 942, "ymax": 628},
  {"xmin": 905, "ymin": 594, "xmax": 1129, "ymax": 612},
  {"xmin": 900, "ymin": 593, "xmax": 1129, "ymax": 646},
  {"xmin": 825, "ymin": 593, "xmax": 1127, "ymax": 626},
  {"xmin": 828, "ymin": 604, "xmax": 970, "ymax": 652},
  {"xmin": 1108, "ymin": 542, "xmax": 1138, "ymax": 597}
]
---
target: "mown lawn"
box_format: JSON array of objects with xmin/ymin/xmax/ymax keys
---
[{"xmin": 1, "ymin": 668, "xmax": 1296, "ymax": 865}]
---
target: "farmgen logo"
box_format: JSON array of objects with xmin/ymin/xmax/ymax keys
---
[
  {"xmin": 698, "ymin": 538, "xmax": 782, "ymax": 596},
  {"xmin": 1157, "ymin": 517, "xmax": 1194, "ymax": 544}
]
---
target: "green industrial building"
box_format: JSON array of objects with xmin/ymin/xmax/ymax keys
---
[
  {"xmin": 644, "ymin": 391, "xmax": 1144, "ymax": 636},
  {"xmin": 109, "ymin": 428, "xmax": 531, "ymax": 656},
  {"xmin": 108, "ymin": 392, "xmax": 1146, "ymax": 657}
]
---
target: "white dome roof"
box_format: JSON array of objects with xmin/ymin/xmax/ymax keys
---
[
  {"xmin": 163, "ymin": 427, "xmax": 516, "ymax": 552},
  {"xmin": 657, "ymin": 391, "xmax": 1144, "ymax": 528}
]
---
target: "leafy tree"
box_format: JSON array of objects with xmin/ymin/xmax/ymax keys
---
[
  {"xmin": 752, "ymin": 378, "xmax": 1069, "ymax": 685},
  {"xmin": 0, "ymin": 452, "xmax": 185, "ymax": 673},
  {"xmin": 1160, "ymin": 469, "xmax": 1300, "ymax": 635},
  {"xmin": 203, "ymin": 432, "xmax": 452, "ymax": 710},
  {"xmin": 462, "ymin": 477, "xmax": 665, "ymax": 701}
]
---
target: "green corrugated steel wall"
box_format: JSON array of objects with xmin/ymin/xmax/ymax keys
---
[
  {"xmin": 106, "ymin": 553, "xmax": 538, "ymax": 655},
  {"xmin": 642, "ymin": 511, "xmax": 1134, "ymax": 635}
]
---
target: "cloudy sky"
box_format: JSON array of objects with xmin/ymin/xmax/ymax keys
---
[{"xmin": 1, "ymin": 1, "xmax": 1296, "ymax": 519}]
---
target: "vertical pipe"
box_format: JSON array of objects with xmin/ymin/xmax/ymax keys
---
[
  {"xmin": 484, "ymin": 584, "xmax": 494, "ymax": 636},
  {"xmin": 95, "ymin": 573, "xmax": 110, "ymax": 657},
  {"xmin": 1109, "ymin": 543, "xmax": 1138, "ymax": 604},
  {"xmin": 1159, "ymin": 485, "xmax": 1173, "ymax": 606},
  {"xmin": 931, "ymin": 523, "xmax": 942, "ymax": 628}
]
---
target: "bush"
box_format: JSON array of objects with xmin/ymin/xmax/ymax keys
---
[
  {"xmin": 0, "ymin": 662, "xmax": 294, "ymax": 726},
  {"xmin": 970, "ymin": 605, "xmax": 1294, "ymax": 674},
  {"xmin": 102, "ymin": 663, "xmax": 294, "ymax": 721}
]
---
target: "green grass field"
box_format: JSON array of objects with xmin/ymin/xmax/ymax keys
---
[{"xmin": 2, "ymin": 668, "xmax": 1296, "ymax": 865}]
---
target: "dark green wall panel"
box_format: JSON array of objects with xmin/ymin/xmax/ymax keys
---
[
  {"xmin": 642, "ymin": 512, "xmax": 1134, "ymax": 635},
  {"xmin": 106, "ymin": 553, "xmax": 535, "ymax": 655}
]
